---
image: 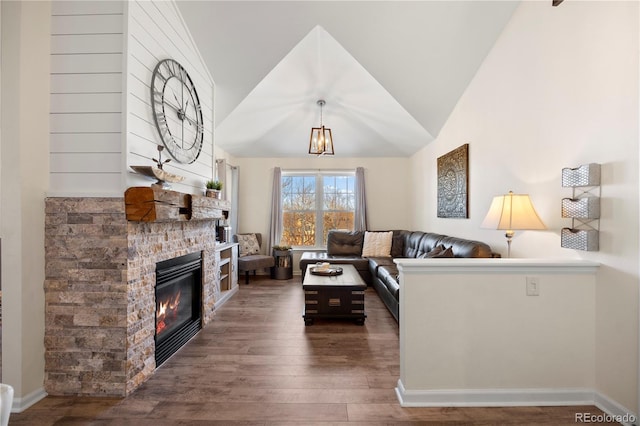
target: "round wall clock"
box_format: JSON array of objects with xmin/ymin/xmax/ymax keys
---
[{"xmin": 150, "ymin": 58, "xmax": 204, "ymax": 164}]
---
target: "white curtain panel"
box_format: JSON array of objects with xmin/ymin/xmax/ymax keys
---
[
  {"xmin": 217, "ymin": 159, "xmax": 239, "ymax": 237},
  {"xmin": 216, "ymin": 159, "xmax": 227, "ymax": 199},
  {"xmin": 268, "ymin": 167, "xmax": 282, "ymax": 254},
  {"xmin": 355, "ymin": 166, "xmax": 368, "ymax": 231},
  {"xmin": 230, "ymin": 165, "xmax": 239, "ymax": 237}
]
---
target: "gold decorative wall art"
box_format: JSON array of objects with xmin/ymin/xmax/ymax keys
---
[{"xmin": 437, "ymin": 144, "xmax": 469, "ymax": 218}]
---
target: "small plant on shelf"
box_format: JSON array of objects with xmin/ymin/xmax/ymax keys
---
[
  {"xmin": 272, "ymin": 244, "xmax": 291, "ymax": 251},
  {"xmin": 205, "ymin": 179, "xmax": 223, "ymax": 198},
  {"xmin": 205, "ymin": 179, "xmax": 222, "ymax": 190}
]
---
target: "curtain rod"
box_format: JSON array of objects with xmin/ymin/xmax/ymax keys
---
[
  {"xmin": 215, "ymin": 159, "xmax": 237, "ymax": 169},
  {"xmin": 282, "ymin": 168, "xmax": 358, "ymax": 173}
]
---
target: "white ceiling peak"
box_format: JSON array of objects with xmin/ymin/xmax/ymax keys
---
[
  {"xmin": 215, "ymin": 25, "xmax": 433, "ymax": 157},
  {"xmin": 177, "ymin": 1, "xmax": 520, "ymax": 157}
]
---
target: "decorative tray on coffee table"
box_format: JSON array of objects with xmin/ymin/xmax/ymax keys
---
[{"xmin": 310, "ymin": 266, "xmax": 343, "ymax": 276}]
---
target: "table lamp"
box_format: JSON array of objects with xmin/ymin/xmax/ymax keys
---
[{"xmin": 481, "ymin": 191, "xmax": 546, "ymax": 257}]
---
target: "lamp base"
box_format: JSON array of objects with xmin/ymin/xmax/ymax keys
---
[{"xmin": 505, "ymin": 230, "xmax": 514, "ymax": 258}]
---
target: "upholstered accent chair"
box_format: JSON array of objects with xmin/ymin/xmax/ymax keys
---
[{"xmin": 234, "ymin": 233, "xmax": 275, "ymax": 284}]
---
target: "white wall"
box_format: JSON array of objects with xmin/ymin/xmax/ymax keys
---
[
  {"xmin": 213, "ymin": 146, "xmax": 237, "ymax": 204},
  {"xmin": 0, "ymin": 0, "xmax": 212, "ymax": 409},
  {"xmin": 235, "ymin": 156, "xmax": 411, "ymax": 232},
  {"xmin": 409, "ymin": 1, "xmax": 638, "ymax": 413},
  {"xmin": 233, "ymin": 156, "xmax": 412, "ymax": 271},
  {"xmin": 126, "ymin": 0, "xmax": 214, "ymax": 194},
  {"xmin": 49, "ymin": 1, "xmax": 125, "ymax": 196},
  {"xmin": 49, "ymin": 0, "xmax": 215, "ymax": 197},
  {"xmin": 397, "ymin": 259, "xmax": 598, "ymax": 407},
  {"xmin": 214, "ymin": 146, "xmax": 236, "ymax": 171},
  {"xmin": 1, "ymin": 0, "xmax": 50, "ymax": 409}
]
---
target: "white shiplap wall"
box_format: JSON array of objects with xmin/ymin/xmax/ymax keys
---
[
  {"xmin": 50, "ymin": 1, "xmax": 125, "ymax": 196},
  {"xmin": 126, "ymin": 0, "xmax": 214, "ymax": 194},
  {"xmin": 49, "ymin": 0, "xmax": 214, "ymax": 196}
]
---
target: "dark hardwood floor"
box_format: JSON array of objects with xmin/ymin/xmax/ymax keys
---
[{"xmin": 11, "ymin": 276, "xmax": 608, "ymax": 425}]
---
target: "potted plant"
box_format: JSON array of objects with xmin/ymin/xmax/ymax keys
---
[
  {"xmin": 271, "ymin": 244, "xmax": 292, "ymax": 279},
  {"xmin": 205, "ymin": 179, "xmax": 223, "ymax": 198},
  {"xmin": 272, "ymin": 244, "xmax": 292, "ymax": 255}
]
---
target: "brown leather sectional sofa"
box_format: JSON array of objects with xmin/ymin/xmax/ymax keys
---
[{"xmin": 300, "ymin": 230, "xmax": 495, "ymax": 322}]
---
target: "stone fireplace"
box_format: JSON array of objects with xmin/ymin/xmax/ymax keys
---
[{"xmin": 44, "ymin": 195, "xmax": 226, "ymax": 396}]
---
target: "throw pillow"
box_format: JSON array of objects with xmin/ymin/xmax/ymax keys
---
[
  {"xmin": 418, "ymin": 245, "xmax": 454, "ymax": 258},
  {"xmin": 237, "ymin": 233, "xmax": 260, "ymax": 257},
  {"xmin": 390, "ymin": 231, "xmax": 405, "ymax": 258},
  {"xmin": 361, "ymin": 231, "xmax": 393, "ymax": 257},
  {"xmin": 421, "ymin": 245, "xmax": 445, "ymax": 258},
  {"xmin": 431, "ymin": 246, "xmax": 454, "ymax": 258},
  {"xmin": 327, "ymin": 231, "xmax": 364, "ymax": 256}
]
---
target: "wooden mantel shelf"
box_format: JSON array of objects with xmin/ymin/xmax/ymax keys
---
[{"xmin": 124, "ymin": 186, "xmax": 231, "ymax": 222}]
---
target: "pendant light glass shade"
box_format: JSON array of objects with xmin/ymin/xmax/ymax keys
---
[{"xmin": 309, "ymin": 100, "xmax": 334, "ymax": 155}]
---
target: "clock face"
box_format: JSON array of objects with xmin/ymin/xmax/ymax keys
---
[{"xmin": 151, "ymin": 59, "xmax": 204, "ymax": 164}]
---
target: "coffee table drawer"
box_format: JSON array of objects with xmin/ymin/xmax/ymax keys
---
[
  {"xmin": 305, "ymin": 288, "xmax": 364, "ymax": 315},
  {"xmin": 302, "ymin": 264, "xmax": 366, "ymax": 326},
  {"xmin": 303, "ymin": 286, "xmax": 366, "ymax": 325}
]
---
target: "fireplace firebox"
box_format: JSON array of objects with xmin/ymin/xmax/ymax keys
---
[{"xmin": 155, "ymin": 251, "xmax": 202, "ymax": 366}]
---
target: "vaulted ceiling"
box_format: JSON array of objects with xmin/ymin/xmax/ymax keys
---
[{"xmin": 177, "ymin": 1, "xmax": 520, "ymax": 157}]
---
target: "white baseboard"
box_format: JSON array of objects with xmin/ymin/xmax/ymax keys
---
[
  {"xmin": 594, "ymin": 391, "xmax": 638, "ymax": 426},
  {"xmin": 396, "ymin": 380, "xmax": 638, "ymax": 425},
  {"xmin": 12, "ymin": 387, "xmax": 47, "ymax": 413},
  {"xmin": 396, "ymin": 379, "xmax": 593, "ymax": 407}
]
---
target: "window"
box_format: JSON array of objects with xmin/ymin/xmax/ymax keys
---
[{"xmin": 281, "ymin": 171, "xmax": 356, "ymax": 247}]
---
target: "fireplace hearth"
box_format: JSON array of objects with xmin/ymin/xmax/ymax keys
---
[{"xmin": 155, "ymin": 251, "xmax": 202, "ymax": 366}]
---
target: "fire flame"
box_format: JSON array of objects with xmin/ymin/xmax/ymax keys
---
[{"xmin": 156, "ymin": 290, "xmax": 181, "ymax": 335}]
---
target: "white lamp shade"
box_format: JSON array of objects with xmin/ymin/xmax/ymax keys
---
[{"xmin": 481, "ymin": 191, "xmax": 546, "ymax": 231}]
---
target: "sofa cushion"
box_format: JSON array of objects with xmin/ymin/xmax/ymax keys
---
[
  {"xmin": 362, "ymin": 231, "xmax": 393, "ymax": 257},
  {"xmin": 237, "ymin": 254, "xmax": 275, "ymax": 272},
  {"xmin": 390, "ymin": 230, "xmax": 408, "ymax": 258},
  {"xmin": 420, "ymin": 244, "xmax": 444, "ymax": 258},
  {"xmin": 415, "ymin": 233, "xmax": 447, "ymax": 257},
  {"xmin": 430, "ymin": 246, "xmax": 454, "ymax": 258},
  {"xmin": 377, "ymin": 265, "xmax": 400, "ymax": 299},
  {"xmin": 438, "ymin": 236, "xmax": 493, "ymax": 258},
  {"xmin": 368, "ymin": 256, "xmax": 396, "ymax": 277},
  {"xmin": 418, "ymin": 244, "xmax": 453, "ymax": 258},
  {"xmin": 327, "ymin": 231, "xmax": 364, "ymax": 256},
  {"xmin": 403, "ymin": 231, "xmax": 427, "ymax": 258}
]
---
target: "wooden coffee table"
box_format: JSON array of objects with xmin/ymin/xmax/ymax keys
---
[{"xmin": 302, "ymin": 264, "xmax": 366, "ymax": 326}]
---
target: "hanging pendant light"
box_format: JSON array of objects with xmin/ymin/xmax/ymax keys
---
[{"xmin": 308, "ymin": 99, "xmax": 334, "ymax": 155}]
